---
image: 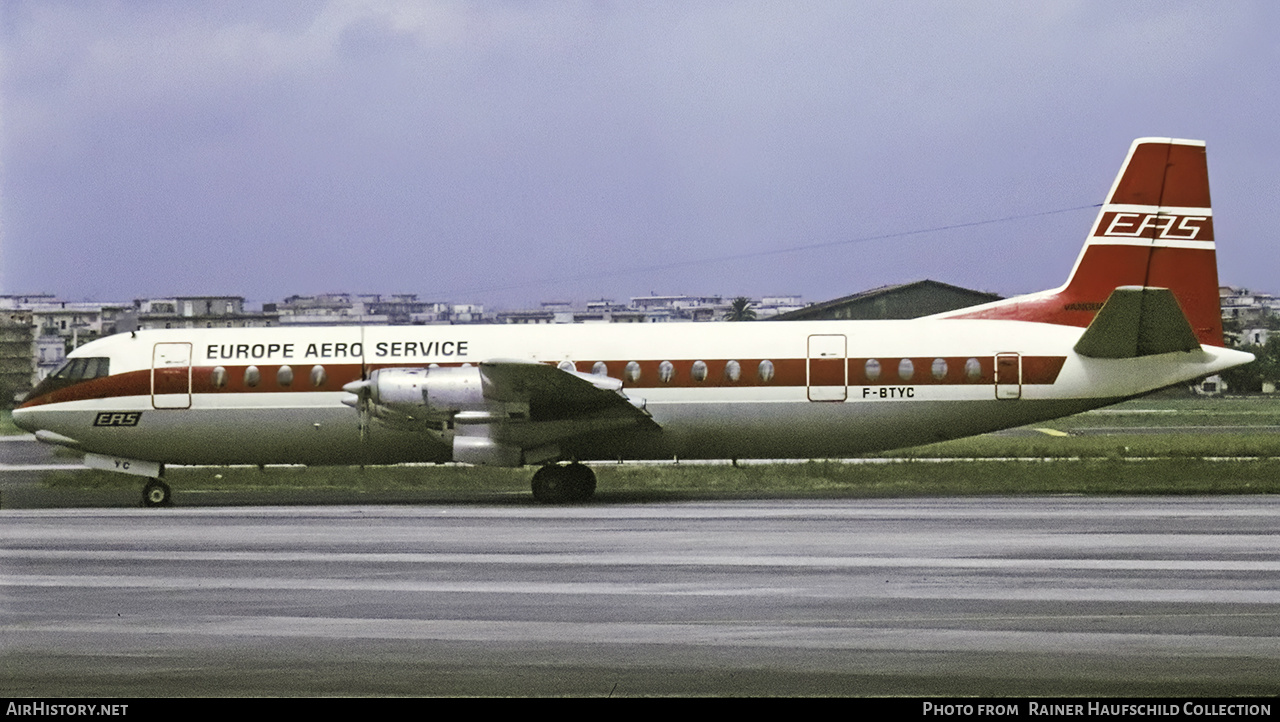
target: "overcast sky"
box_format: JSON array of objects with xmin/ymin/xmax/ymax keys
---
[{"xmin": 3, "ymin": 1, "xmax": 1277, "ymax": 309}]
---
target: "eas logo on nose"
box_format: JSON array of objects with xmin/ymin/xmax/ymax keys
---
[{"xmin": 94, "ymin": 412, "xmax": 142, "ymax": 427}]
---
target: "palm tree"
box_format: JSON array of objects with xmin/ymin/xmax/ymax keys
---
[{"xmin": 724, "ymin": 296, "xmax": 757, "ymax": 322}]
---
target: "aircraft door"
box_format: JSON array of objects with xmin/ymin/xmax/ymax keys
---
[
  {"xmin": 152, "ymin": 342, "xmax": 192, "ymax": 409},
  {"xmin": 995, "ymin": 352, "xmax": 1021, "ymax": 400},
  {"xmin": 807, "ymin": 334, "xmax": 847, "ymax": 401}
]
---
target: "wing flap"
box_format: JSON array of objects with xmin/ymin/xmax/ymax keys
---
[
  {"xmin": 480, "ymin": 360, "xmax": 658, "ymax": 427},
  {"xmin": 443, "ymin": 360, "xmax": 660, "ymax": 467}
]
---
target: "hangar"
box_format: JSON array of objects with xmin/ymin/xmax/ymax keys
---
[{"xmin": 770, "ymin": 279, "xmax": 1002, "ymax": 321}]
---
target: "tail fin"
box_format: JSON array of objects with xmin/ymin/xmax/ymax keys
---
[{"xmin": 939, "ymin": 138, "xmax": 1224, "ymax": 346}]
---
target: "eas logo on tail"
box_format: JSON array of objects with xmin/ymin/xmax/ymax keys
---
[{"xmin": 1096, "ymin": 211, "xmax": 1212, "ymax": 241}]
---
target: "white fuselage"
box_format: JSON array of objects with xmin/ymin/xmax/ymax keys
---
[{"xmin": 13, "ymin": 319, "xmax": 1250, "ymax": 467}]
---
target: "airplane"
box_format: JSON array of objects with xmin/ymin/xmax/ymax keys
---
[{"xmin": 13, "ymin": 138, "xmax": 1255, "ymax": 506}]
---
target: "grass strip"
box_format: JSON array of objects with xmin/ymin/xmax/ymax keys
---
[
  {"xmin": 0, "ymin": 411, "xmax": 24, "ymax": 436},
  {"xmin": 40, "ymin": 458, "xmax": 1280, "ymax": 498},
  {"xmin": 22, "ymin": 396, "xmax": 1280, "ymax": 498},
  {"xmin": 592, "ymin": 458, "xmax": 1280, "ymax": 496},
  {"xmin": 878, "ymin": 433, "xmax": 1280, "ymax": 459}
]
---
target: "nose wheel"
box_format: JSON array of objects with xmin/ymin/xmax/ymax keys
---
[
  {"xmin": 530, "ymin": 463, "xmax": 596, "ymax": 503},
  {"xmin": 142, "ymin": 479, "xmax": 172, "ymax": 507}
]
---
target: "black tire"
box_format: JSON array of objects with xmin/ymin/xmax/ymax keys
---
[
  {"xmin": 530, "ymin": 463, "xmax": 597, "ymax": 504},
  {"xmin": 142, "ymin": 480, "xmax": 171, "ymax": 507},
  {"xmin": 563, "ymin": 463, "xmax": 597, "ymax": 502},
  {"xmin": 531, "ymin": 465, "xmax": 564, "ymax": 503}
]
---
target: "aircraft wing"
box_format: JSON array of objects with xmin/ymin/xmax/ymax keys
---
[
  {"xmin": 456, "ymin": 360, "xmax": 659, "ymax": 465},
  {"xmin": 479, "ymin": 360, "xmax": 658, "ymax": 427},
  {"xmin": 347, "ymin": 359, "xmax": 659, "ymax": 466}
]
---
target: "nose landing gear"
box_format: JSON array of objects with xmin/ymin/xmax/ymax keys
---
[
  {"xmin": 142, "ymin": 479, "xmax": 172, "ymax": 507},
  {"xmin": 530, "ymin": 463, "xmax": 597, "ymax": 504}
]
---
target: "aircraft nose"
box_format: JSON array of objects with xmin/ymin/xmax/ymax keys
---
[{"xmin": 11, "ymin": 407, "xmax": 38, "ymax": 433}]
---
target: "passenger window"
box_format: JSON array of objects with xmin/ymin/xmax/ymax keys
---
[
  {"xmin": 558, "ymin": 360, "xmax": 575, "ymax": 372},
  {"xmin": 211, "ymin": 366, "xmax": 228, "ymax": 389},
  {"xmin": 310, "ymin": 365, "xmax": 327, "ymax": 388},
  {"xmin": 898, "ymin": 358, "xmax": 914, "ymax": 381},
  {"xmin": 864, "ymin": 359, "xmax": 881, "ymax": 382},
  {"xmin": 965, "ymin": 358, "xmax": 982, "ymax": 381},
  {"xmin": 277, "ymin": 365, "xmax": 294, "ymax": 387},
  {"xmin": 624, "ymin": 361, "xmax": 641, "ymax": 382},
  {"xmin": 931, "ymin": 358, "xmax": 948, "ymax": 380},
  {"xmin": 659, "ymin": 361, "xmax": 675, "ymax": 383},
  {"xmin": 724, "ymin": 360, "xmax": 741, "ymax": 383},
  {"xmin": 244, "ymin": 366, "xmax": 260, "ymax": 388},
  {"xmin": 592, "ymin": 361, "xmax": 608, "ymax": 376},
  {"xmin": 757, "ymin": 360, "xmax": 775, "ymax": 383},
  {"xmin": 691, "ymin": 360, "xmax": 708, "ymax": 382}
]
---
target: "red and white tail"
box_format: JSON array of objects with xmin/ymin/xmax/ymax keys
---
[{"xmin": 940, "ymin": 138, "xmax": 1223, "ymax": 347}]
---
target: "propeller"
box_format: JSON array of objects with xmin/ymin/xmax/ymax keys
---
[
  {"xmin": 341, "ymin": 325, "xmax": 373, "ymax": 442},
  {"xmin": 341, "ymin": 377, "xmax": 373, "ymax": 441}
]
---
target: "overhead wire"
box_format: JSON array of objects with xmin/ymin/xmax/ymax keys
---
[{"xmin": 441, "ymin": 203, "xmax": 1102, "ymax": 297}]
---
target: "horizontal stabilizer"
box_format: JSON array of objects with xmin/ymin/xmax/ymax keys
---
[{"xmin": 1073, "ymin": 286, "xmax": 1201, "ymax": 359}]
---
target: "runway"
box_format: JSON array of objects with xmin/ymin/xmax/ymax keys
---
[{"xmin": 3, "ymin": 497, "xmax": 1278, "ymax": 696}]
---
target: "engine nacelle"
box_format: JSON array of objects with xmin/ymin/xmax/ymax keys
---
[
  {"xmin": 338, "ymin": 362, "xmax": 636, "ymax": 467},
  {"xmin": 357, "ymin": 365, "xmax": 486, "ymax": 418},
  {"xmin": 342, "ymin": 366, "xmax": 532, "ymax": 432}
]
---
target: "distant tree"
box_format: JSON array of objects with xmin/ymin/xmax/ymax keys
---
[
  {"xmin": 1222, "ymin": 316, "xmax": 1242, "ymax": 341},
  {"xmin": 724, "ymin": 297, "xmax": 757, "ymax": 322},
  {"xmin": 1219, "ymin": 345, "xmax": 1263, "ymax": 393},
  {"xmin": 1259, "ymin": 335, "xmax": 1280, "ymax": 387},
  {"xmin": 1219, "ymin": 335, "xmax": 1280, "ymax": 394}
]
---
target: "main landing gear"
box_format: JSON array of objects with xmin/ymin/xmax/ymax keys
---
[
  {"xmin": 142, "ymin": 479, "xmax": 172, "ymax": 507},
  {"xmin": 530, "ymin": 463, "xmax": 597, "ymax": 504}
]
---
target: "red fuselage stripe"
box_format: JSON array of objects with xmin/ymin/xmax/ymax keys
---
[{"xmin": 20, "ymin": 356, "xmax": 1068, "ymax": 407}]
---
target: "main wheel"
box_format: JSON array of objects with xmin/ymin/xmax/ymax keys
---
[
  {"xmin": 530, "ymin": 463, "xmax": 597, "ymax": 504},
  {"xmin": 562, "ymin": 463, "xmax": 597, "ymax": 502},
  {"xmin": 531, "ymin": 465, "xmax": 565, "ymax": 503},
  {"xmin": 142, "ymin": 479, "xmax": 172, "ymax": 507}
]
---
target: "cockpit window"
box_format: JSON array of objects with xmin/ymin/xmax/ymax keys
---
[
  {"xmin": 50, "ymin": 357, "xmax": 110, "ymax": 381},
  {"xmin": 25, "ymin": 356, "xmax": 113, "ymax": 402}
]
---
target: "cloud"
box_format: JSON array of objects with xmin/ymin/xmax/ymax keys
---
[{"xmin": 2, "ymin": 1, "xmax": 1275, "ymax": 305}]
